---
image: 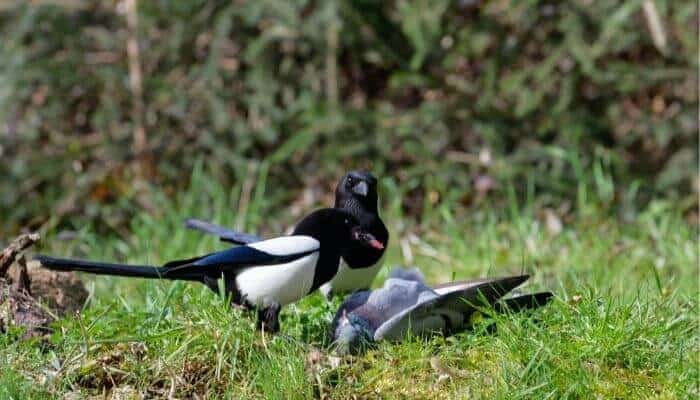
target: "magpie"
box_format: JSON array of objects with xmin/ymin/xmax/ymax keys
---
[
  {"xmin": 185, "ymin": 170, "xmax": 390, "ymax": 297},
  {"xmin": 35, "ymin": 208, "xmax": 384, "ymax": 333},
  {"xmin": 330, "ymin": 268, "xmax": 553, "ymax": 354}
]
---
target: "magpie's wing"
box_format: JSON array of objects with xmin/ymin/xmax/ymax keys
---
[
  {"xmin": 374, "ymin": 275, "xmax": 529, "ymax": 341},
  {"xmin": 184, "ymin": 218, "xmax": 263, "ymax": 245},
  {"xmin": 163, "ymin": 236, "xmax": 319, "ymax": 277}
]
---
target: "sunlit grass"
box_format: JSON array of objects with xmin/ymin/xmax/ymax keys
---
[{"xmin": 2, "ymin": 171, "xmax": 697, "ymax": 398}]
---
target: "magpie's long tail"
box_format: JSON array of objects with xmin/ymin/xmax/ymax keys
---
[{"xmin": 34, "ymin": 255, "xmax": 203, "ymax": 282}]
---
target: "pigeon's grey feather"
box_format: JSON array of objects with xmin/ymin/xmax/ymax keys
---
[
  {"xmin": 373, "ymin": 275, "xmax": 529, "ymax": 340},
  {"xmin": 344, "ymin": 277, "xmax": 436, "ymax": 332},
  {"xmin": 331, "ymin": 268, "xmax": 552, "ymax": 354},
  {"xmin": 432, "ymin": 278, "xmax": 495, "ymax": 295},
  {"xmin": 388, "ymin": 267, "xmax": 426, "ymax": 283}
]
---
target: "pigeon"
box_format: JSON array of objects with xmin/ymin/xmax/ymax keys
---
[
  {"xmin": 330, "ymin": 268, "xmax": 552, "ymax": 354},
  {"xmin": 185, "ymin": 170, "xmax": 389, "ymax": 297},
  {"xmin": 35, "ymin": 208, "xmax": 383, "ymax": 332}
]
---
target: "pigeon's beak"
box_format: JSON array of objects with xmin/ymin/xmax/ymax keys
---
[{"xmin": 352, "ymin": 181, "xmax": 369, "ymax": 197}]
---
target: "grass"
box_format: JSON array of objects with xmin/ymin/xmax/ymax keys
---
[{"xmin": 1, "ymin": 170, "xmax": 698, "ymax": 399}]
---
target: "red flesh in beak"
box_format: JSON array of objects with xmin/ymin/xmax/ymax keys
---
[{"xmin": 369, "ymin": 239, "xmax": 384, "ymax": 250}]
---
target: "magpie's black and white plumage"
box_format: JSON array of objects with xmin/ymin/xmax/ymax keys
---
[
  {"xmin": 330, "ymin": 268, "xmax": 553, "ymax": 354},
  {"xmin": 185, "ymin": 170, "xmax": 389, "ymax": 297},
  {"xmin": 35, "ymin": 208, "xmax": 382, "ymax": 332}
]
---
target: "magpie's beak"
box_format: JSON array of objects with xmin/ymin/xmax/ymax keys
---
[
  {"xmin": 367, "ymin": 238, "xmax": 384, "ymax": 250},
  {"xmin": 352, "ymin": 181, "xmax": 369, "ymax": 197},
  {"xmin": 352, "ymin": 230, "xmax": 385, "ymax": 250}
]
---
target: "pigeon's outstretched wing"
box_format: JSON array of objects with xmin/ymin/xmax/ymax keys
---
[
  {"xmin": 431, "ymin": 278, "xmax": 499, "ymax": 296},
  {"xmin": 373, "ymin": 275, "xmax": 529, "ymax": 341},
  {"xmin": 495, "ymin": 292, "xmax": 553, "ymax": 313},
  {"xmin": 184, "ymin": 218, "xmax": 263, "ymax": 245},
  {"xmin": 434, "ymin": 279, "xmax": 553, "ymax": 312}
]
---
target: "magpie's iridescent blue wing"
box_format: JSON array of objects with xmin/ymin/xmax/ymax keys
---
[{"xmin": 163, "ymin": 236, "xmax": 319, "ymax": 277}]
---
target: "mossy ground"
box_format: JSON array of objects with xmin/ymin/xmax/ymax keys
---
[{"xmin": 2, "ymin": 178, "xmax": 697, "ymax": 399}]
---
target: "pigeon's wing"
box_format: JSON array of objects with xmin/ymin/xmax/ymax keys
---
[
  {"xmin": 495, "ymin": 292, "xmax": 553, "ymax": 313},
  {"xmin": 163, "ymin": 236, "xmax": 319, "ymax": 277},
  {"xmin": 374, "ymin": 275, "xmax": 529, "ymax": 341},
  {"xmin": 432, "ymin": 278, "xmax": 502, "ymax": 296},
  {"xmin": 331, "ymin": 278, "xmax": 432, "ymax": 337},
  {"xmin": 433, "ymin": 278, "xmax": 553, "ymax": 314},
  {"xmin": 184, "ymin": 218, "xmax": 263, "ymax": 245}
]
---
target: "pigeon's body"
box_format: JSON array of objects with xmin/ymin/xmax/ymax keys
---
[
  {"xmin": 331, "ymin": 268, "xmax": 553, "ymax": 354},
  {"xmin": 335, "ymin": 276, "xmax": 446, "ymax": 342}
]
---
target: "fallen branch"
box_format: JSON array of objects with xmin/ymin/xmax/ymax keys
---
[
  {"xmin": 13, "ymin": 255, "xmax": 31, "ymax": 295},
  {"xmin": 0, "ymin": 233, "xmax": 40, "ymax": 277}
]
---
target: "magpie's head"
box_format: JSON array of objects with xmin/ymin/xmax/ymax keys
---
[
  {"xmin": 335, "ymin": 170, "xmax": 379, "ymax": 212},
  {"xmin": 292, "ymin": 208, "xmax": 383, "ymax": 251},
  {"xmin": 350, "ymin": 226, "xmax": 384, "ymax": 251},
  {"xmin": 331, "ymin": 310, "xmax": 374, "ymax": 355}
]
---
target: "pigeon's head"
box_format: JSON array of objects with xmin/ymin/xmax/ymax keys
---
[
  {"xmin": 335, "ymin": 170, "xmax": 379, "ymax": 213},
  {"xmin": 331, "ymin": 310, "xmax": 374, "ymax": 355}
]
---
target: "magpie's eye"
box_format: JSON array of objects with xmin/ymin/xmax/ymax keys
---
[{"xmin": 346, "ymin": 176, "xmax": 354, "ymax": 185}]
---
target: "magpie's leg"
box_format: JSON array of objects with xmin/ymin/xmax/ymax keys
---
[
  {"xmin": 323, "ymin": 289, "xmax": 334, "ymax": 300},
  {"xmin": 203, "ymin": 276, "xmax": 220, "ymax": 294},
  {"xmin": 320, "ymin": 284, "xmax": 334, "ymax": 300},
  {"xmin": 203, "ymin": 274, "xmax": 249, "ymax": 310},
  {"xmin": 256, "ymin": 303, "xmax": 281, "ymax": 333}
]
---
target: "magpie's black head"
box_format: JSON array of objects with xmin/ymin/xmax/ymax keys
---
[
  {"xmin": 335, "ymin": 170, "xmax": 379, "ymax": 213},
  {"xmin": 292, "ymin": 208, "xmax": 383, "ymax": 251}
]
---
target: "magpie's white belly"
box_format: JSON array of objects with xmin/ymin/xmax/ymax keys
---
[
  {"xmin": 236, "ymin": 252, "xmax": 319, "ymax": 308},
  {"xmin": 320, "ymin": 256, "xmax": 384, "ymax": 295}
]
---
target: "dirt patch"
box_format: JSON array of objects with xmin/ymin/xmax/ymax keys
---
[
  {"xmin": 0, "ymin": 233, "xmax": 88, "ymax": 339},
  {"xmin": 9, "ymin": 260, "xmax": 88, "ymax": 316},
  {"xmin": 0, "ymin": 277, "xmax": 53, "ymax": 338}
]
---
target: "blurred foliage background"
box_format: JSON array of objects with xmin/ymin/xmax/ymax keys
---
[{"xmin": 0, "ymin": 0, "xmax": 697, "ymax": 237}]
